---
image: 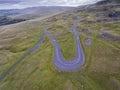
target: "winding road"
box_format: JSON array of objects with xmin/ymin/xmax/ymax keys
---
[
  {"xmin": 45, "ymin": 19, "xmax": 84, "ymax": 70},
  {"xmin": 0, "ymin": 19, "xmax": 84, "ymax": 80}
]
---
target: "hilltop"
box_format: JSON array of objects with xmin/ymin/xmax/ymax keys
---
[{"xmin": 0, "ymin": 1, "xmax": 120, "ymax": 90}]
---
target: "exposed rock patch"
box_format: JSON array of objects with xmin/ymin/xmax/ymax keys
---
[
  {"xmin": 98, "ymin": 32, "xmax": 120, "ymax": 41},
  {"xmin": 108, "ymin": 11, "xmax": 120, "ymax": 18},
  {"xmin": 85, "ymin": 37, "xmax": 92, "ymax": 46},
  {"xmin": 79, "ymin": 28, "xmax": 92, "ymax": 34}
]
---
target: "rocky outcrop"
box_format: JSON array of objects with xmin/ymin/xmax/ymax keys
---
[{"xmin": 98, "ymin": 32, "xmax": 120, "ymax": 41}]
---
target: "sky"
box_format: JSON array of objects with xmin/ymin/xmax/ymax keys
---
[{"xmin": 0, "ymin": 0, "xmax": 102, "ymax": 9}]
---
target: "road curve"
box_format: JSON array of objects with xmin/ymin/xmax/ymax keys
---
[
  {"xmin": 0, "ymin": 19, "xmax": 84, "ymax": 80},
  {"xmin": 45, "ymin": 19, "xmax": 84, "ymax": 70}
]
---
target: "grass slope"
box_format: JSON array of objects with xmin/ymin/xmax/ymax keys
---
[{"xmin": 0, "ymin": 3, "xmax": 120, "ymax": 90}]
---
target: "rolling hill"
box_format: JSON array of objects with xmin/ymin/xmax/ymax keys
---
[
  {"xmin": 0, "ymin": 6, "xmax": 73, "ymax": 26},
  {"xmin": 0, "ymin": 1, "xmax": 120, "ymax": 90}
]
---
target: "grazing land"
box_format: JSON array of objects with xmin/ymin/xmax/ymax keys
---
[{"xmin": 0, "ymin": 1, "xmax": 120, "ymax": 90}]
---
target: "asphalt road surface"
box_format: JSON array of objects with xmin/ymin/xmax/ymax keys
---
[{"xmin": 45, "ymin": 19, "xmax": 84, "ymax": 70}]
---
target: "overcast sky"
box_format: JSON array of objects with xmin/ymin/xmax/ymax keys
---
[{"xmin": 0, "ymin": 0, "xmax": 102, "ymax": 9}]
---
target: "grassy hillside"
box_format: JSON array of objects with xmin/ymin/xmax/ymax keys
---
[
  {"xmin": 0, "ymin": 15, "xmax": 26, "ymax": 26},
  {"xmin": 0, "ymin": 2, "xmax": 120, "ymax": 90},
  {"xmin": 0, "ymin": 7, "xmax": 72, "ymax": 26}
]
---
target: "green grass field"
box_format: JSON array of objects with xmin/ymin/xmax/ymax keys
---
[{"xmin": 0, "ymin": 3, "xmax": 120, "ymax": 90}]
